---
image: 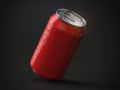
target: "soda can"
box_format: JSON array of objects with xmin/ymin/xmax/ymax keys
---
[{"xmin": 30, "ymin": 8, "xmax": 87, "ymax": 80}]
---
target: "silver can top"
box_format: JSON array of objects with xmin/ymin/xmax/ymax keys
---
[{"xmin": 56, "ymin": 9, "xmax": 86, "ymax": 27}]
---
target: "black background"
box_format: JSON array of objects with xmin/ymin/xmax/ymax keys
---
[{"xmin": 1, "ymin": 0, "xmax": 120, "ymax": 90}]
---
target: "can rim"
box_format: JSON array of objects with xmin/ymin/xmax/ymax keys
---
[{"xmin": 56, "ymin": 8, "xmax": 87, "ymax": 28}]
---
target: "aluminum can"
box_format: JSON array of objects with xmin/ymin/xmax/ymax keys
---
[{"xmin": 30, "ymin": 8, "xmax": 86, "ymax": 80}]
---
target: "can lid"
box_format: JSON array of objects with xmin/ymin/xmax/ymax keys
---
[{"xmin": 56, "ymin": 8, "xmax": 87, "ymax": 27}]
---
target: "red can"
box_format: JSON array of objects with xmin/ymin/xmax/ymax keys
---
[{"xmin": 30, "ymin": 9, "xmax": 86, "ymax": 80}]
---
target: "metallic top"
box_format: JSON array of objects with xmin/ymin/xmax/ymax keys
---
[{"xmin": 56, "ymin": 8, "xmax": 87, "ymax": 27}]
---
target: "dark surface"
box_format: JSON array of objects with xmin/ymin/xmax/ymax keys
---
[{"xmin": 1, "ymin": 0, "xmax": 120, "ymax": 90}]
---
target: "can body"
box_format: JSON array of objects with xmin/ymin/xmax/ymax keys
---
[{"xmin": 30, "ymin": 9, "xmax": 86, "ymax": 80}]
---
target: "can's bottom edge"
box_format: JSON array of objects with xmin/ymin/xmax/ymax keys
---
[{"xmin": 31, "ymin": 66, "xmax": 63, "ymax": 80}]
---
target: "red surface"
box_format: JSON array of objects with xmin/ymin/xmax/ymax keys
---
[{"xmin": 30, "ymin": 13, "xmax": 85, "ymax": 80}]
